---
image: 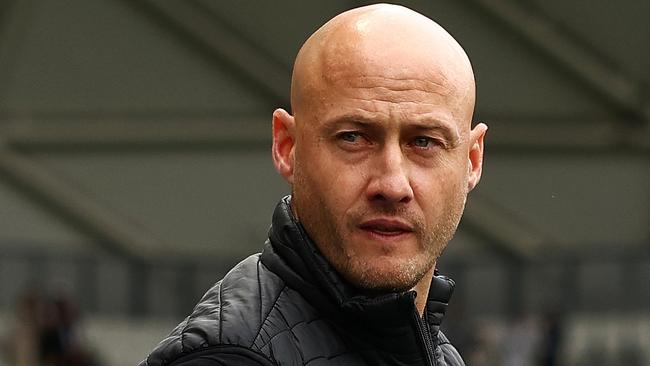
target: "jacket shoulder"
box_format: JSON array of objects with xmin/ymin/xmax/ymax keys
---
[{"xmin": 141, "ymin": 254, "xmax": 287, "ymax": 366}]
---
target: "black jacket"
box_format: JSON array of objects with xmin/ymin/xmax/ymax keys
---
[{"xmin": 140, "ymin": 196, "xmax": 465, "ymax": 366}]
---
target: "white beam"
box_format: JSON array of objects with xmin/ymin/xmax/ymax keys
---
[
  {"xmin": 462, "ymin": 193, "xmax": 551, "ymax": 260},
  {"xmin": 0, "ymin": 142, "xmax": 166, "ymax": 261},
  {"xmin": 470, "ymin": 0, "xmax": 649, "ymax": 123},
  {"xmin": 128, "ymin": 0, "xmax": 290, "ymax": 106},
  {"xmin": 1, "ymin": 117, "xmax": 270, "ymax": 148}
]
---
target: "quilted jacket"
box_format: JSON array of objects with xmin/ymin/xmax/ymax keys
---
[{"xmin": 140, "ymin": 196, "xmax": 465, "ymax": 366}]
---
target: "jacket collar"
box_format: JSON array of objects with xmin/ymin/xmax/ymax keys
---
[{"xmin": 262, "ymin": 195, "xmax": 455, "ymax": 333}]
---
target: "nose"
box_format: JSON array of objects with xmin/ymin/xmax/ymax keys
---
[{"xmin": 366, "ymin": 144, "xmax": 414, "ymax": 205}]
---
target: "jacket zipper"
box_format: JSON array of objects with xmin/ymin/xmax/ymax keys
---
[{"xmin": 413, "ymin": 310, "xmax": 436, "ymax": 366}]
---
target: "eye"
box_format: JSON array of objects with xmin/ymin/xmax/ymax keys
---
[
  {"xmin": 411, "ymin": 136, "xmax": 437, "ymax": 149},
  {"xmin": 338, "ymin": 131, "xmax": 362, "ymax": 143},
  {"xmin": 334, "ymin": 131, "xmax": 371, "ymax": 151}
]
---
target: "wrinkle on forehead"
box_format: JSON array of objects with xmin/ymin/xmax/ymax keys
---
[
  {"xmin": 291, "ymin": 4, "xmax": 476, "ymax": 129},
  {"xmin": 335, "ymin": 76, "xmax": 450, "ymax": 96}
]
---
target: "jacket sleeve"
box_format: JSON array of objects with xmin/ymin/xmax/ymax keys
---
[
  {"xmin": 440, "ymin": 343, "xmax": 465, "ymax": 366},
  {"xmin": 437, "ymin": 332, "xmax": 466, "ymax": 366},
  {"xmin": 166, "ymin": 346, "xmax": 276, "ymax": 366}
]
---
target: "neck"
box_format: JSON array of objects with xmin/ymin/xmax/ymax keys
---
[{"xmin": 413, "ymin": 265, "xmax": 436, "ymax": 316}]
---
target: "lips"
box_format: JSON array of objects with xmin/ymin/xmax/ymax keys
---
[{"xmin": 358, "ymin": 218, "xmax": 414, "ymax": 237}]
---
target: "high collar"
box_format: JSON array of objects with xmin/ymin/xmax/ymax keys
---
[{"xmin": 261, "ymin": 195, "xmax": 455, "ymax": 333}]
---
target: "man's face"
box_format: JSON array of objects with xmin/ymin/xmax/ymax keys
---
[
  {"xmin": 289, "ymin": 61, "xmax": 476, "ymax": 292},
  {"xmin": 273, "ymin": 7, "xmax": 486, "ymax": 293}
]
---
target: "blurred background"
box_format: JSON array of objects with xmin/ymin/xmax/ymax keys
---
[{"xmin": 0, "ymin": 0, "xmax": 648, "ymax": 365}]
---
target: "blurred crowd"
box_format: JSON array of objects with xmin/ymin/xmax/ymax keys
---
[
  {"xmin": 452, "ymin": 312, "xmax": 563, "ymax": 366},
  {"xmin": 448, "ymin": 311, "xmax": 647, "ymax": 366},
  {"xmin": 2, "ymin": 288, "xmax": 101, "ymax": 366}
]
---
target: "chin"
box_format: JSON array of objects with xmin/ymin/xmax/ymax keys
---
[{"xmin": 341, "ymin": 255, "xmax": 431, "ymax": 293}]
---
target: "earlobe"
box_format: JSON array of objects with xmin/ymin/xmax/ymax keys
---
[
  {"xmin": 467, "ymin": 123, "xmax": 488, "ymax": 191},
  {"xmin": 272, "ymin": 108, "xmax": 296, "ymax": 184}
]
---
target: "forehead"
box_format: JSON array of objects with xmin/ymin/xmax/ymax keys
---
[
  {"xmin": 307, "ymin": 56, "xmax": 468, "ymax": 130},
  {"xmin": 321, "ymin": 35, "xmax": 454, "ymax": 88}
]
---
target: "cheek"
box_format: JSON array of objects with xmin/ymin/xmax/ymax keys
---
[
  {"xmin": 320, "ymin": 164, "xmax": 368, "ymax": 215},
  {"xmin": 294, "ymin": 155, "xmax": 367, "ymax": 246},
  {"xmin": 412, "ymin": 164, "xmax": 466, "ymax": 210},
  {"xmin": 296, "ymin": 144, "xmax": 365, "ymax": 209},
  {"xmin": 438, "ymin": 153, "xmax": 470, "ymax": 188}
]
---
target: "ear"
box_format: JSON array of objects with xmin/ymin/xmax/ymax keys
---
[
  {"xmin": 467, "ymin": 122, "xmax": 488, "ymax": 191},
  {"xmin": 272, "ymin": 108, "xmax": 296, "ymax": 184}
]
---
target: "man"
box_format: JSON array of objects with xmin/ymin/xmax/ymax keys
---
[{"xmin": 141, "ymin": 4, "xmax": 486, "ymax": 366}]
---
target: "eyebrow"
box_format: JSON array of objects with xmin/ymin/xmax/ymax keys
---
[
  {"xmin": 321, "ymin": 113, "xmax": 461, "ymax": 144},
  {"xmin": 321, "ymin": 115, "xmax": 376, "ymax": 131}
]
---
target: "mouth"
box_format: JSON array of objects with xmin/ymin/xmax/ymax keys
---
[{"xmin": 358, "ymin": 218, "xmax": 414, "ymax": 238}]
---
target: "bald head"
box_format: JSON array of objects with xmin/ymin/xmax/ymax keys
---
[{"xmin": 291, "ymin": 4, "xmax": 476, "ymax": 127}]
